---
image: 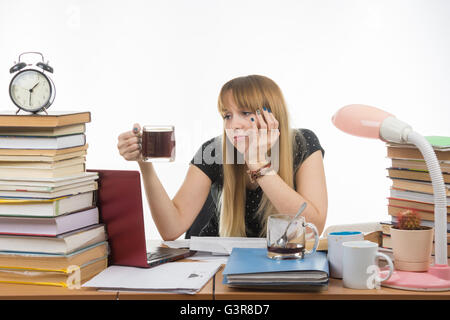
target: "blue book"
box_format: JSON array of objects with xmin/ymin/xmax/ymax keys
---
[{"xmin": 223, "ymin": 248, "xmax": 329, "ymax": 289}]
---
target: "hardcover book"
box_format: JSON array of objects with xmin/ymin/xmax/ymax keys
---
[
  {"xmin": 0, "ymin": 241, "xmax": 108, "ymax": 270},
  {"xmin": 0, "ymin": 224, "xmax": 107, "ymax": 254},
  {"xmin": 390, "ymin": 158, "xmax": 450, "ymax": 172},
  {"xmin": 0, "ymin": 191, "xmax": 94, "ymax": 217},
  {"xmin": 0, "ymin": 123, "xmax": 85, "ymax": 137},
  {"xmin": 222, "ymin": 248, "xmax": 329, "ymax": 289},
  {"xmin": 0, "ymin": 111, "xmax": 91, "ymax": 128},
  {"xmin": 0, "ymin": 134, "xmax": 86, "ymax": 150},
  {"xmin": 0, "ymin": 144, "xmax": 88, "ymax": 157},
  {"xmin": 0, "ymin": 256, "xmax": 107, "ymax": 287},
  {"xmin": 0, "ymin": 207, "xmax": 99, "ymax": 236}
]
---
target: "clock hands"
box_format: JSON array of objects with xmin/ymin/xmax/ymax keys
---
[
  {"xmin": 29, "ymin": 81, "xmax": 40, "ymax": 93},
  {"xmin": 28, "ymin": 81, "xmax": 40, "ymax": 107},
  {"xmin": 30, "ymin": 81, "xmax": 40, "ymax": 91}
]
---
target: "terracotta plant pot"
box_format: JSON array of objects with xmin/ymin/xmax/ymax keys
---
[{"xmin": 390, "ymin": 227, "xmax": 434, "ymax": 272}]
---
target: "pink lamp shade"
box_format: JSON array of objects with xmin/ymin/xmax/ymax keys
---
[{"xmin": 332, "ymin": 104, "xmax": 393, "ymax": 139}]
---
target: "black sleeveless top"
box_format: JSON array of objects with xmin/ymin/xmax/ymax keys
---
[{"xmin": 188, "ymin": 129, "xmax": 324, "ymax": 237}]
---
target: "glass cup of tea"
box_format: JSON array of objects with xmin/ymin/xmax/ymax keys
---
[
  {"xmin": 266, "ymin": 214, "xmax": 319, "ymax": 260},
  {"xmin": 141, "ymin": 125, "xmax": 176, "ymax": 162}
]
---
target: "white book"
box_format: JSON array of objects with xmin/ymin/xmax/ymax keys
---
[
  {"xmin": 0, "ymin": 150, "xmax": 87, "ymax": 162},
  {"xmin": 0, "ymin": 156, "xmax": 85, "ymax": 168},
  {"xmin": 390, "ymin": 188, "xmax": 450, "ymax": 204},
  {"xmin": 0, "ymin": 207, "xmax": 99, "ymax": 236},
  {"xmin": 0, "ymin": 224, "xmax": 106, "ymax": 254},
  {"xmin": 0, "ymin": 191, "xmax": 94, "ymax": 217},
  {"xmin": 0, "ymin": 181, "xmax": 97, "ymax": 198},
  {"xmin": 0, "ymin": 123, "xmax": 85, "ymax": 137},
  {"xmin": 0, "ymin": 163, "xmax": 85, "ymax": 178},
  {"xmin": 0, "ymin": 134, "xmax": 86, "ymax": 150},
  {"xmin": 0, "ymin": 172, "xmax": 98, "ymax": 189},
  {"xmin": 0, "ymin": 157, "xmax": 87, "ymax": 179}
]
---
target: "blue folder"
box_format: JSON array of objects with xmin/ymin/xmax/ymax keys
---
[{"xmin": 222, "ymin": 248, "xmax": 329, "ymax": 289}]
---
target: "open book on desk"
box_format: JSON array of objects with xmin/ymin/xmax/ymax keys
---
[
  {"xmin": 222, "ymin": 248, "xmax": 329, "ymax": 290},
  {"xmin": 164, "ymin": 229, "xmax": 381, "ymax": 257},
  {"xmin": 168, "ymin": 236, "xmax": 332, "ymax": 254},
  {"xmin": 163, "ymin": 237, "xmax": 267, "ymax": 254},
  {"xmin": 189, "ymin": 236, "xmax": 266, "ymax": 254}
]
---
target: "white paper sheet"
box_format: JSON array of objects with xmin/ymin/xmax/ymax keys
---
[
  {"xmin": 162, "ymin": 239, "xmax": 190, "ymax": 249},
  {"xmin": 189, "ymin": 236, "xmax": 266, "ymax": 255},
  {"xmin": 82, "ymin": 261, "xmax": 222, "ymax": 294},
  {"xmin": 186, "ymin": 251, "xmax": 229, "ymax": 264}
]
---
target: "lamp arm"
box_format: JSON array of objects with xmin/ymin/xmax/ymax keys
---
[{"xmin": 406, "ymin": 131, "xmax": 448, "ymax": 266}]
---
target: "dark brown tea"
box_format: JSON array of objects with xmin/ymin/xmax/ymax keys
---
[
  {"xmin": 142, "ymin": 127, "xmax": 175, "ymax": 161},
  {"xmin": 267, "ymin": 243, "xmax": 304, "ymax": 259}
]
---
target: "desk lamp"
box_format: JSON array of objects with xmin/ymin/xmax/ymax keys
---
[{"xmin": 332, "ymin": 104, "xmax": 450, "ymax": 291}]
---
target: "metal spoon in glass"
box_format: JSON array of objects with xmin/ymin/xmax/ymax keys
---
[{"xmin": 275, "ymin": 202, "xmax": 307, "ymax": 248}]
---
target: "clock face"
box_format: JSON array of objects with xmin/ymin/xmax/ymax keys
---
[{"xmin": 9, "ymin": 69, "xmax": 52, "ymax": 112}]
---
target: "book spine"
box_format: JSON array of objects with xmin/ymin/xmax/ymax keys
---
[{"xmin": 0, "ymin": 280, "xmax": 67, "ymax": 287}]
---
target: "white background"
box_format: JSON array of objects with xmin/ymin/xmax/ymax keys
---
[{"xmin": 1, "ymin": 0, "xmax": 449, "ymax": 239}]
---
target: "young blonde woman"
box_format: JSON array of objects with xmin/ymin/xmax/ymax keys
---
[{"xmin": 117, "ymin": 75, "xmax": 328, "ymax": 240}]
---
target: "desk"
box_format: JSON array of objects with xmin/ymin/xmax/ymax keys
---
[
  {"xmin": 0, "ymin": 280, "xmax": 213, "ymax": 300},
  {"xmin": 0, "ymin": 283, "xmax": 117, "ymax": 300},
  {"xmin": 213, "ymin": 266, "xmax": 450, "ymax": 300},
  {"xmin": 116, "ymin": 277, "xmax": 214, "ymax": 300},
  {"xmin": 2, "ymin": 265, "xmax": 450, "ymax": 300},
  {"xmin": 0, "ymin": 258, "xmax": 214, "ymax": 300}
]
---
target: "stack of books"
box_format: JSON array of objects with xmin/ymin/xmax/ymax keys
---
[
  {"xmin": 381, "ymin": 135, "xmax": 450, "ymax": 257},
  {"xmin": 0, "ymin": 111, "xmax": 108, "ymax": 287}
]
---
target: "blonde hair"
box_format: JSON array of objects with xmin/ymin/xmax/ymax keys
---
[{"xmin": 217, "ymin": 75, "xmax": 294, "ymax": 237}]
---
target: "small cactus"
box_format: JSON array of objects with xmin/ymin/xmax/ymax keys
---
[{"xmin": 396, "ymin": 209, "xmax": 423, "ymax": 230}]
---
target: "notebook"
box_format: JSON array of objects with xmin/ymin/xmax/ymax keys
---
[
  {"xmin": 222, "ymin": 248, "xmax": 329, "ymax": 290},
  {"xmin": 87, "ymin": 169, "xmax": 195, "ymax": 268}
]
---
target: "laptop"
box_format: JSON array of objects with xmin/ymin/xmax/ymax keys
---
[{"xmin": 87, "ymin": 169, "xmax": 195, "ymax": 268}]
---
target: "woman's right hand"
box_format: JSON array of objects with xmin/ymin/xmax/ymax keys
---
[{"xmin": 117, "ymin": 123, "xmax": 143, "ymax": 162}]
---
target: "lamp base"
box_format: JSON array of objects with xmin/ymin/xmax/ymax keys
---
[{"xmin": 380, "ymin": 265, "xmax": 450, "ymax": 291}]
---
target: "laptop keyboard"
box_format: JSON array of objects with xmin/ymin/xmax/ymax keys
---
[{"xmin": 147, "ymin": 252, "xmax": 173, "ymax": 261}]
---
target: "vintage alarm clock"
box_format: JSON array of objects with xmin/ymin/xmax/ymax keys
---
[{"xmin": 9, "ymin": 52, "xmax": 56, "ymax": 114}]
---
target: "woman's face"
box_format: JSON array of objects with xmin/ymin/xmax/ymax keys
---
[{"xmin": 221, "ymin": 90, "xmax": 257, "ymax": 154}]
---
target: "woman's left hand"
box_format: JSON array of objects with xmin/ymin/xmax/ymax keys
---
[{"xmin": 246, "ymin": 107, "xmax": 280, "ymax": 171}]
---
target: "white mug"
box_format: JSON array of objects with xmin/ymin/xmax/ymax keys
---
[
  {"xmin": 327, "ymin": 231, "xmax": 364, "ymax": 279},
  {"xmin": 342, "ymin": 240, "xmax": 394, "ymax": 289}
]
